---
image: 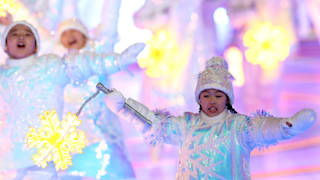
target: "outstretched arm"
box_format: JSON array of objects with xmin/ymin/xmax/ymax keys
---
[
  {"xmin": 64, "ymin": 43, "xmax": 145, "ymax": 83},
  {"xmin": 105, "ymin": 89, "xmax": 187, "ymax": 145},
  {"xmin": 245, "ymin": 109, "xmax": 316, "ymax": 149}
]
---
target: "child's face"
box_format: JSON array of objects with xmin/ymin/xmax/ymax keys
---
[
  {"xmin": 60, "ymin": 29, "xmax": 87, "ymax": 50},
  {"xmin": 6, "ymin": 24, "xmax": 37, "ymax": 59},
  {"xmin": 199, "ymin": 89, "xmax": 227, "ymax": 117}
]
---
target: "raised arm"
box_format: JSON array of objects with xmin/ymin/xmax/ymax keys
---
[
  {"xmin": 64, "ymin": 43, "xmax": 145, "ymax": 82},
  {"xmin": 105, "ymin": 89, "xmax": 188, "ymax": 146},
  {"xmin": 245, "ymin": 109, "xmax": 316, "ymax": 149}
]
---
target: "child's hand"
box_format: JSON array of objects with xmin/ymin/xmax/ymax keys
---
[
  {"xmin": 117, "ymin": 43, "xmax": 145, "ymax": 69},
  {"xmin": 105, "ymin": 88, "xmax": 126, "ymax": 113},
  {"xmin": 285, "ymin": 109, "xmax": 316, "ymax": 135},
  {"xmin": 0, "ymin": 12, "xmax": 13, "ymax": 26}
]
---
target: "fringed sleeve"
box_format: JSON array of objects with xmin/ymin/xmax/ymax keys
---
[
  {"xmin": 146, "ymin": 113, "xmax": 188, "ymax": 146},
  {"xmin": 118, "ymin": 98, "xmax": 188, "ymax": 146},
  {"xmin": 243, "ymin": 109, "xmax": 316, "ymax": 150},
  {"xmin": 244, "ymin": 110, "xmax": 292, "ymax": 149}
]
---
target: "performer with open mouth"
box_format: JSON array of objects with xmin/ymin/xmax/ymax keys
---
[{"xmin": 103, "ymin": 56, "xmax": 316, "ymax": 180}]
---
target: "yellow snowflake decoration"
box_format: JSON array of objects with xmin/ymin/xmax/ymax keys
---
[
  {"xmin": 138, "ymin": 30, "xmax": 190, "ymax": 78},
  {"xmin": 25, "ymin": 110, "xmax": 87, "ymax": 170},
  {"xmin": 243, "ymin": 22, "xmax": 292, "ymax": 70}
]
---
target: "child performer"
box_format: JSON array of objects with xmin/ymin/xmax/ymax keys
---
[
  {"xmin": 103, "ymin": 56, "xmax": 316, "ymax": 179},
  {"xmin": 0, "ymin": 20, "xmax": 142, "ymax": 180},
  {"xmin": 56, "ymin": 19, "xmax": 136, "ymax": 180}
]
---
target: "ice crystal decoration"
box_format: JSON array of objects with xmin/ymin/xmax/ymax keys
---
[{"xmin": 25, "ymin": 110, "xmax": 87, "ymax": 170}]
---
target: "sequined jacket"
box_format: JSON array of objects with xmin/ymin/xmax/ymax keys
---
[
  {"xmin": 63, "ymin": 51, "xmax": 124, "ymax": 146},
  {"xmin": 114, "ymin": 98, "xmax": 316, "ymax": 180},
  {"xmin": 0, "ymin": 53, "xmax": 122, "ymax": 170},
  {"xmin": 61, "ymin": 52, "xmax": 134, "ymax": 179}
]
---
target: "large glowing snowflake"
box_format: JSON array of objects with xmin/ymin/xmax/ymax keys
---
[
  {"xmin": 243, "ymin": 22, "xmax": 292, "ymax": 70},
  {"xmin": 138, "ymin": 30, "xmax": 190, "ymax": 78},
  {"xmin": 25, "ymin": 110, "xmax": 87, "ymax": 170}
]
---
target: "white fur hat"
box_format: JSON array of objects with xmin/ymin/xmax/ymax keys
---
[
  {"xmin": 195, "ymin": 56, "xmax": 235, "ymax": 104},
  {"xmin": 1, "ymin": 20, "xmax": 40, "ymax": 52},
  {"xmin": 56, "ymin": 19, "xmax": 88, "ymax": 39}
]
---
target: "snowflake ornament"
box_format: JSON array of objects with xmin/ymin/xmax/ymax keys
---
[
  {"xmin": 243, "ymin": 21, "xmax": 291, "ymax": 70},
  {"xmin": 25, "ymin": 110, "xmax": 87, "ymax": 170}
]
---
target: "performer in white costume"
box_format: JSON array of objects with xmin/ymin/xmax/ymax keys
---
[
  {"xmin": 0, "ymin": 21, "xmax": 142, "ymax": 180},
  {"xmin": 104, "ymin": 56, "xmax": 316, "ymax": 180},
  {"xmin": 57, "ymin": 19, "xmax": 138, "ymax": 180}
]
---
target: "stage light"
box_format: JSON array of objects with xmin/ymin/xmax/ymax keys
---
[
  {"xmin": 213, "ymin": 7, "xmax": 230, "ymax": 25},
  {"xmin": 224, "ymin": 46, "xmax": 245, "ymax": 87}
]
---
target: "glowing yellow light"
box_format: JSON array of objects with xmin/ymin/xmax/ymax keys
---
[
  {"xmin": 243, "ymin": 22, "xmax": 291, "ymax": 70},
  {"xmin": 138, "ymin": 30, "xmax": 189, "ymax": 79},
  {"xmin": 25, "ymin": 110, "xmax": 87, "ymax": 170},
  {"xmin": 224, "ymin": 46, "xmax": 245, "ymax": 87},
  {"xmin": 0, "ymin": 0, "xmax": 21, "ymax": 17}
]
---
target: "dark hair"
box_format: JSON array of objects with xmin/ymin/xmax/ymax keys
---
[{"xmin": 226, "ymin": 102, "xmax": 237, "ymax": 114}]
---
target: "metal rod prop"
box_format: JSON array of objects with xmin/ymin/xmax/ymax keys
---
[
  {"xmin": 76, "ymin": 90, "xmax": 100, "ymax": 116},
  {"xmin": 96, "ymin": 83, "xmax": 152, "ymax": 125}
]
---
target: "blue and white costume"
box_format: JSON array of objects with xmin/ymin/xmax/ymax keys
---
[
  {"xmin": 104, "ymin": 57, "xmax": 317, "ymax": 180},
  {"xmin": 56, "ymin": 19, "xmax": 141, "ymax": 179},
  {"xmin": 0, "ymin": 21, "xmax": 140, "ymax": 179}
]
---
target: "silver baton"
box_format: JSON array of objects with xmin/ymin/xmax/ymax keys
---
[{"xmin": 96, "ymin": 83, "xmax": 152, "ymax": 125}]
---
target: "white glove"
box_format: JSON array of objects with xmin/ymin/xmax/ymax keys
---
[
  {"xmin": 284, "ymin": 108, "xmax": 317, "ymax": 136},
  {"xmin": 105, "ymin": 89, "xmax": 126, "ymax": 113},
  {"xmin": 117, "ymin": 43, "xmax": 145, "ymax": 69}
]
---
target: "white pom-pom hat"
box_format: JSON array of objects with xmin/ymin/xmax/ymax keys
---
[
  {"xmin": 1, "ymin": 20, "xmax": 40, "ymax": 53},
  {"xmin": 56, "ymin": 18, "xmax": 88, "ymax": 39},
  {"xmin": 195, "ymin": 56, "xmax": 235, "ymax": 104}
]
